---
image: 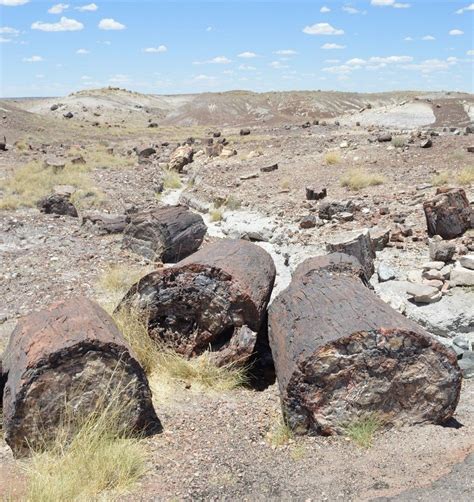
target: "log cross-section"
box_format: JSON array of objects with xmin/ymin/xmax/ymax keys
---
[
  {"xmin": 268, "ymin": 253, "xmax": 462, "ymax": 435},
  {"xmin": 119, "ymin": 239, "xmax": 276, "ymax": 366},
  {"xmin": 1, "ymin": 297, "xmax": 160, "ymax": 456}
]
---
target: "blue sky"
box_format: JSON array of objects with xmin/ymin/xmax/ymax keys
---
[{"xmin": 0, "ymin": 0, "xmax": 473, "ymax": 97}]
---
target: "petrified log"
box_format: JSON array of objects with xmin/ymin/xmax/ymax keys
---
[
  {"xmin": 1, "ymin": 297, "xmax": 160, "ymax": 456},
  {"xmin": 423, "ymin": 187, "xmax": 472, "ymax": 239},
  {"xmin": 82, "ymin": 212, "xmax": 128, "ymax": 234},
  {"xmin": 268, "ymin": 253, "xmax": 462, "ymax": 435},
  {"xmin": 119, "ymin": 239, "xmax": 276, "ymax": 366},
  {"xmin": 122, "ymin": 205, "xmax": 207, "ymax": 262}
]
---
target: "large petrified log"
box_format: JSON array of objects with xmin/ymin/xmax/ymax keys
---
[
  {"xmin": 119, "ymin": 239, "xmax": 276, "ymax": 366},
  {"xmin": 1, "ymin": 297, "xmax": 160, "ymax": 456},
  {"xmin": 268, "ymin": 253, "xmax": 462, "ymax": 435},
  {"xmin": 423, "ymin": 187, "xmax": 472, "ymax": 239},
  {"xmin": 122, "ymin": 205, "xmax": 207, "ymax": 262}
]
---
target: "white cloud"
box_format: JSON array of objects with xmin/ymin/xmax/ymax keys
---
[
  {"xmin": 98, "ymin": 18, "xmax": 126, "ymax": 30},
  {"xmin": 194, "ymin": 56, "xmax": 231, "ymax": 64},
  {"xmin": 0, "ymin": 36, "xmax": 12, "ymax": 43},
  {"xmin": 32, "ymin": 16, "xmax": 84, "ymax": 32},
  {"xmin": 109, "ymin": 74, "xmax": 129, "ymax": 83},
  {"xmin": 206, "ymin": 26, "xmax": 212, "ymax": 32},
  {"xmin": 320, "ymin": 6, "xmax": 330, "ymax": 12},
  {"xmin": 23, "ymin": 55, "xmax": 44, "ymax": 62},
  {"xmin": 76, "ymin": 48, "xmax": 89, "ymax": 54},
  {"xmin": 194, "ymin": 74, "xmax": 216, "ymax": 81},
  {"xmin": 402, "ymin": 58, "xmax": 457, "ymax": 73},
  {"xmin": 342, "ymin": 6, "xmax": 364, "ymax": 14},
  {"xmin": 76, "ymin": 3, "xmax": 97, "ymax": 11},
  {"xmin": 0, "ymin": 1, "xmax": 29, "ymax": 5},
  {"xmin": 0, "ymin": 27, "xmax": 20, "ymax": 35},
  {"xmin": 456, "ymin": 3, "xmax": 474, "ymax": 14},
  {"xmin": 321, "ymin": 43, "xmax": 346, "ymax": 49},
  {"xmin": 449, "ymin": 29, "xmax": 464, "ymax": 36},
  {"xmin": 468, "ymin": 49, "xmax": 474, "ymax": 56},
  {"xmin": 269, "ymin": 61, "xmax": 289, "ymax": 69},
  {"xmin": 404, "ymin": 36, "xmax": 413, "ymax": 41},
  {"xmin": 238, "ymin": 51, "xmax": 257, "ymax": 58},
  {"xmin": 371, "ymin": 0, "xmax": 410, "ymax": 7},
  {"xmin": 274, "ymin": 49, "xmax": 298, "ymax": 56},
  {"xmin": 325, "ymin": 59, "xmax": 340, "ymax": 63},
  {"xmin": 238, "ymin": 64, "xmax": 256, "ymax": 71},
  {"xmin": 35, "ymin": 74, "xmax": 45, "ymax": 78},
  {"xmin": 143, "ymin": 45, "xmax": 167, "ymax": 53},
  {"xmin": 303, "ymin": 23, "xmax": 344, "ymax": 36},
  {"xmin": 48, "ymin": 3, "xmax": 69, "ymax": 14},
  {"xmin": 81, "ymin": 75, "xmax": 92, "ymax": 80},
  {"xmin": 323, "ymin": 55, "xmax": 414, "ymax": 74},
  {"xmin": 422, "ymin": 35, "xmax": 435, "ymax": 41}
]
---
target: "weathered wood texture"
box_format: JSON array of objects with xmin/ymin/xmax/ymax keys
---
[
  {"xmin": 423, "ymin": 187, "xmax": 472, "ymax": 239},
  {"xmin": 1, "ymin": 297, "xmax": 160, "ymax": 456},
  {"xmin": 268, "ymin": 253, "xmax": 462, "ymax": 435},
  {"xmin": 122, "ymin": 205, "xmax": 207, "ymax": 262},
  {"xmin": 120, "ymin": 239, "xmax": 276, "ymax": 366}
]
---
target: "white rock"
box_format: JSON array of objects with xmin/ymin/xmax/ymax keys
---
[
  {"xmin": 459, "ymin": 255, "xmax": 474, "ymax": 271},
  {"xmin": 450, "ymin": 266, "xmax": 474, "ymax": 287},
  {"xmin": 406, "ymin": 283, "xmax": 442, "ymax": 303},
  {"xmin": 422, "ymin": 261, "xmax": 445, "ymax": 271}
]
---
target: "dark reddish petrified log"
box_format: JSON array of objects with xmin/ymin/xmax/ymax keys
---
[
  {"xmin": 122, "ymin": 205, "xmax": 207, "ymax": 262},
  {"xmin": 268, "ymin": 253, "xmax": 462, "ymax": 435},
  {"xmin": 423, "ymin": 187, "xmax": 472, "ymax": 239},
  {"xmin": 1, "ymin": 297, "xmax": 160, "ymax": 456},
  {"xmin": 119, "ymin": 239, "xmax": 276, "ymax": 366}
]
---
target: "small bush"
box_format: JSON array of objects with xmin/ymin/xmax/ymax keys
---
[
  {"xmin": 391, "ymin": 136, "xmax": 406, "ymax": 148},
  {"xmin": 99, "ymin": 264, "xmax": 150, "ymax": 297},
  {"xmin": 281, "ymin": 178, "xmax": 290, "ymax": 189},
  {"xmin": 0, "ymin": 160, "xmax": 101, "ymax": 210},
  {"xmin": 343, "ymin": 413, "xmax": 382, "ymax": 448},
  {"xmin": 209, "ymin": 207, "xmax": 223, "ymax": 222},
  {"xmin": 26, "ymin": 388, "xmax": 148, "ymax": 501},
  {"xmin": 267, "ymin": 418, "xmax": 293, "ymax": 447},
  {"xmin": 324, "ymin": 151, "xmax": 341, "ymax": 165},
  {"xmin": 340, "ymin": 169, "xmax": 385, "ymax": 190},
  {"xmin": 163, "ymin": 170, "xmax": 182, "ymax": 189},
  {"xmin": 225, "ymin": 195, "xmax": 241, "ymax": 210},
  {"xmin": 432, "ymin": 171, "xmax": 450, "ymax": 186},
  {"xmin": 458, "ymin": 166, "xmax": 474, "ymax": 185}
]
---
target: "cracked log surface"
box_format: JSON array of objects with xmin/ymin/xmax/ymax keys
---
[
  {"xmin": 1, "ymin": 296, "xmax": 160, "ymax": 456},
  {"xmin": 122, "ymin": 205, "xmax": 207, "ymax": 262},
  {"xmin": 268, "ymin": 253, "xmax": 462, "ymax": 435},
  {"xmin": 120, "ymin": 239, "xmax": 276, "ymax": 366}
]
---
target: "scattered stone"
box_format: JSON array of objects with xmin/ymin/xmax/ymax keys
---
[
  {"xmin": 240, "ymin": 128, "xmax": 251, "ymax": 136},
  {"xmin": 420, "ymin": 139, "xmax": 432, "ymax": 148},
  {"xmin": 148, "ymin": 122, "xmax": 158, "ymax": 128},
  {"xmin": 459, "ymin": 353, "xmax": 474, "ymax": 379},
  {"xmin": 377, "ymin": 133, "xmax": 392, "ymax": 142},
  {"xmin": 169, "ymin": 145, "xmax": 194, "ymax": 172},
  {"xmin": 63, "ymin": 111, "xmax": 73, "ymax": 119},
  {"xmin": 450, "ymin": 266, "xmax": 474, "ymax": 287},
  {"xmin": 205, "ymin": 143, "xmax": 223, "ymax": 157},
  {"xmin": 305, "ymin": 186, "xmax": 327, "ymax": 201},
  {"xmin": 422, "ymin": 269, "xmax": 444, "ymax": 281},
  {"xmin": 326, "ymin": 228, "xmax": 375, "ymax": 280},
  {"xmin": 422, "ymin": 261, "xmax": 445, "ymax": 271},
  {"xmin": 407, "ymin": 269, "xmax": 423, "ymax": 283},
  {"xmin": 337, "ymin": 211, "xmax": 354, "ymax": 222},
  {"xmin": 370, "ymin": 226, "xmax": 390, "ymax": 251},
  {"xmin": 260, "ymin": 163, "xmax": 278, "ymax": 173},
  {"xmin": 406, "ymin": 283, "xmax": 441, "ymax": 304},
  {"xmin": 50, "ymin": 104, "xmax": 59, "ymax": 111},
  {"xmin": 136, "ymin": 146, "xmax": 156, "ymax": 159},
  {"xmin": 300, "ymin": 215, "xmax": 317, "ymax": 229},
  {"xmin": 240, "ymin": 172, "xmax": 259, "ymax": 180},
  {"xmin": 37, "ymin": 194, "xmax": 78, "ymax": 218},
  {"xmin": 43, "ymin": 158, "xmax": 66, "ymax": 173},
  {"xmin": 459, "ymin": 254, "xmax": 474, "ymax": 270},
  {"xmin": 71, "ymin": 155, "xmax": 86, "ymax": 165},
  {"xmin": 82, "ymin": 212, "xmax": 128, "ymax": 234},
  {"xmin": 377, "ymin": 262, "xmax": 396, "ymax": 282},
  {"xmin": 423, "ymin": 188, "xmax": 472, "ymax": 239},
  {"xmin": 429, "ymin": 237, "xmax": 456, "ymax": 262},
  {"xmin": 220, "ymin": 148, "xmax": 237, "ymax": 158},
  {"xmin": 319, "ymin": 200, "xmax": 354, "ymax": 220}
]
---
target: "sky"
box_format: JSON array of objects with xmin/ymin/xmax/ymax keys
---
[{"xmin": 0, "ymin": 0, "xmax": 473, "ymax": 97}]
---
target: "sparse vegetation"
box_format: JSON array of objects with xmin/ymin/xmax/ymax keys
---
[
  {"xmin": 432, "ymin": 171, "xmax": 450, "ymax": 186},
  {"xmin": 67, "ymin": 145, "xmax": 135, "ymax": 170},
  {"xmin": 225, "ymin": 195, "xmax": 241, "ymax": 210},
  {"xmin": 26, "ymin": 388, "xmax": 148, "ymax": 502},
  {"xmin": 458, "ymin": 166, "xmax": 474, "ymax": 185},
  {"xmin": 281, "ymin": 178, "xmax": 290, "ymax": 189},
  {"xmin": 343, "ymin": 413, "xmax": 382, "ymax": 448},
  {"xmin": 324, "ymin": 151, "xmax": 341, "ymax": 165},
  {"xmin": 432, "ymin": 167, "xmax": 474, "ymax": 186},
  {"xmin": 391, "ymin": 136, "xmax": 406, "ymax": 148},
  {"xmin": 209, "ymin": 207, "xmax": 223, "ymax": 222},
  {"xmin": 163, "ymin": 170, "xmax": 182, "ymax": 189},
  {"xmin": 0, "ymin": 160, "xmax": 102, "ymax": 210},
  {"xmin": 267, "ymin": 418, "xmax": 293, "ymax": 447},
  {"xmin": 340, "ymin": 168, "xmax": 385, "ymax": 190}
]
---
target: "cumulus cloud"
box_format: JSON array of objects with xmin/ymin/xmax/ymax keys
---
[
  {"xmin": 402, "ymin": 58, "xmax": 456, "ymax": 73},
  {"xmin": 320, "ymin": 6, "xmax": 330, "ymax": 12},
  {"xmin": 0, "ymin": 26, "xmax": 20, "ymax": 35},
  {"xmin": 456, "ymin": 3, "xmax": 474, "ymax": 14},
  {"xmin": 342, "ymin": 6, "xmax": 364, "ymax": 14},
  {"xmin": 371, "ymin": 0, "xmax": 410, "ymax": 7},
  {"xmin": 31, "ymin": 17, "xmax": 83, "ymax": 32},
  {"xmin": 422, "ymin": 35, "xmax": 435, "ymax": 41},
  {"xmin": 468, "ymin": 49, "xmax": 474, "ymax": 56},
  {"xmin": 76, "ymin": 3, "xmax": 97, "ymax": 11},
  {"xmin": 76, "ymin": 48, "xmax": 89, "ymax": 54},
  {"xmin": 48, "ymin": 3, "xmax": 69, "ymax": 14},
  {"xmin": 404, "ymin": 36, "xmax": 413, "ymax": 41},
  {"xmin": 0, "ymin": 1, "xmax": 29, "ymax": 6},
  {"xmin": 321, "ymin": 43, "xmax": 346, "ymax": 49},
  {"xmin": 193, "ymin": 56, "xmax": 231, "ymax": 64},
  {"xmin": 98, "ymin": 18, "xmax": 126, "ymax": 30},
  {"xmin": 143, "ymin": 45, "xmax": 167, "ymax": 53},
  {"xmin": 194, "ymin": 74, "xmax": 216, "ymax": 81},
  {"xmin": 274, "ymin": 49, "xmax": 298, "ymax": 56},
  {"xmin": 269, "ymin": 61, "xmax": 289, "ymax": 69},
  {"xmin": 238, "ymin": 64, "xmax": 256, "ymax": 71},
  {"xmin": 23, "ymin": 55, "xmax": 44, "ymax": 62},
  {"xmin": 238, "ymin": 51, "xmax": 257, "ymax": 58},
  {"xmin": 449, "ymin": 29, "xmax": 464, "ymax": 35},
  {"xmin": 0, "ymin": 36, "xmax": 12, "ymax": 43},
  {"xmin": 323, "ymin": 55, "xmax": 414, "ymax": 74},
  {"xmin": 303, "ymin": 23, "xmax": 344, "ymax": 35}
]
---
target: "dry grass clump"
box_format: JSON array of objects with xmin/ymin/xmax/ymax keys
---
[
  {"xmin": 209, "ymin": 207, "xmax": 223, "ymax": 222},
  {"xmin": 26, "ymin": 388, "xmax": 148, "ymax": 502},
  {"xmin": 343, "ymin": 413, "xmax": 382, "ymax": 448},
  {"xmin": 68, "ymin": 145, "xmax": 135, "ymax": 170},
  {"xmin": 0, "ymin": 160, "xmax": 101, "ymax": 210},
  {"xmin": 458, "ymin": 166, "xmax": 474, "ymax": 185},
  {"xmin": 280, "ymin": 178, "xmax": 290, "ymax": 190},
  {"xmin": 114, "ymin": 308, "xmax": 248, "ymax": 392},
  {"xmin": 225, "ymin": 195, "xmax": 241, "ymax": 210},
  {"xmin": 432, "ymin": 171, "xmax": 450, "ymax": 186},
  {"xmin": 391, "ymin": 136, "xmax": 406, "ymax": 148},
  {"xmin": 340, "ymin": 168, "xmax": 385, "ymax": 191},
  {"xmin": 162, "ymin": 170, "xmax": 182, "ymax": 189},
  {"xmin": 324, "ymin": 151, "xmax": 341, "ymax": 165},
  {"xmin": 267, "ymin": 418, "xmax": 293, "ymax": 447}
]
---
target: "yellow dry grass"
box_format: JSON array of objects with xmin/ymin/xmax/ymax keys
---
[
  {"xmin": 324, "ymin": 151, "xmax": 341, "ymax": 165},
  {"xmin": 343, "ymin": 413, "xmax": 383, "ymax": 449},
  {"xmin": 340, "ymin": 168, "xmax": 385, "ymax": 190},
  {"xmin": 162, "ymin": 170, "xmax": 182, "ymax": 189}
]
